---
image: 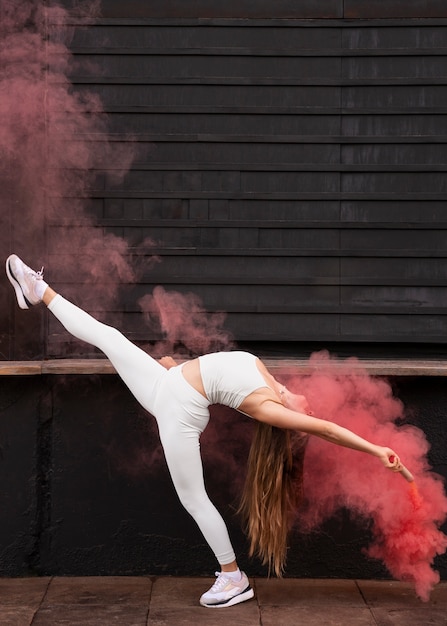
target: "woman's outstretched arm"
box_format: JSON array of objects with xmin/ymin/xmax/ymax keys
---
[
  {"xmin": 238, "ymin": 392, "xmax": 403, "ymax": 473},
  {"xmin": 251, "ymin": 357, "xmax": 402, "ymax": 471}
]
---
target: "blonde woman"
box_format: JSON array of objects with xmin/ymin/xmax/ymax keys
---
[{"xmin": 6, "ymin": 254, "xmax": 403, "ymax": 609}]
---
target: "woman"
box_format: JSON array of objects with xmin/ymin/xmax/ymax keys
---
[{"xmin": 5, "ymin": 254, "xmax": 404, "ymax": 609}]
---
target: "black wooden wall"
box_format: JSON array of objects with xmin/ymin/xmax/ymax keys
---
[{"xmin": 17, "ymin": 2, "xmax": 447, "ymax": 355}]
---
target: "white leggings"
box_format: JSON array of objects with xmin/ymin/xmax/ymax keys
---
[{"xmin": 48, "ymin": 294, "xmax": 236, "ymax": 565}]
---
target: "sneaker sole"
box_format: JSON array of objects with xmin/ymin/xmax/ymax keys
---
[
  {"xmin": 5, "ymin": 255, "xmax": 30, "ymax": 309},
  {"xmin": 200, "ymin": 586, "xmax": 254, "ymax": 608}
]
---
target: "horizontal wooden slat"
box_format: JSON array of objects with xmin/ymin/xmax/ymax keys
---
[
  {"xmin": 52, "ymin": 132, "xmax": 447, "ymax": 143},
  {"xmin": 56, "ymin": 24, "xmax": 342, "ymax": 50},
  {"xmin": 57, "ymin": 0, "xmax": 447, "ymax": 20},
  {"xmin": 154, "ymin": 245, "xmax": 444, "ymax": 257},
  {"xmin": 94, "ymin": 0, "xmax": 343, "ymax": 20},
  {"xmin": 65, "ymin": 76, "xmax": 447, "ymax": 86},
  {"xmin": 85, "ymin": 192, "xmax": 447, "ymax": 201},
  {"xmin": 61, "ymin": 83, "xmax": 447, "ymax": 112},
  {"xmin": 2, "ymin": 357, "xmax": 447, "ymax": 376},
  {"xmin": 344, "ymin": 0, "xmax": 447, "ymax": 19},
  {"xmin": 64, "ymin": 47, "xmax": 447, "ymax": 58},
  {"xmin": 91, "ymin": 219, "xmax": 447, "ymax": 229},
  {"xmin": 54, "ymin": 106, "xmax": 447, "ymax": 116},
  {"xmin": 49, "ymin": 162, "xmax": 447, "ymax": 173},
  {"xmin": 52, "ymin": 16, "xmax": 447, "ymax": 27}
]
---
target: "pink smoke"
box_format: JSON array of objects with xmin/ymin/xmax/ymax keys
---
[
  {"xmin": 138, "ymin": 285, "xmax": 234, "ymax": 356},
  {"xmin": 0, "ymin": 0, "xmax": 141, "ymax": 326},
  {"xmin": 283, "ymin": 351, "xmax": 447, "ymax": 601},
  {"xmin": 1, "ymin": 1, "xmax": 230, "ymax": 356}
]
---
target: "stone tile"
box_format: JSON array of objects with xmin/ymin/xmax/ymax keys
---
[
  {"xmin": 0, "ymin": 606, "xmax": 38, "ymax": 626},
  {"xmin": 430, "ymin": 582, "xmax": 447, "ymax": 607},
  {"xmin": 43, "ymin": 576, "xmax": 152, "ymax": 606},
  {"xmin": 357, "ymin": 580, "xmax": 447, "ymax": 609},
  {"xmin": 150, "ymin": 577, "xmax": 212, "ymax": 609},
  {"xmin": 371, "ymin": 607, "xmax": 447, "ymax": 626},
  {"xmin": 261, "ymin": 605, "xmax": 376, "ymax": 626},
  {"xmin": 0, "ymin": 577, "xmax": 51, "ymax": 606},
  {"xmin": 148, "ymin": 605, "xmax": 260, "ymax": 626},
  {"xmin": 33, "ymin": 604, "xmax": 148, "ymax": 626},
  {"xmin": 255, "ymin": 578, "xmax": 365, "ymax": 607},
  {"xmin": 149, "ymin": 577, "xmax": 260, "ymax": 624}
]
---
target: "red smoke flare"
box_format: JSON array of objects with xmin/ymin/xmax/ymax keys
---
[{"xmin": 285, "ymin": 351, "xmax": 447, "ymax": 601}]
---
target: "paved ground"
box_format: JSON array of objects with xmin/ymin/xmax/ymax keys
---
[{"xmin": 0, "ymin": 576, "xmax": 446, "ymax": 625}]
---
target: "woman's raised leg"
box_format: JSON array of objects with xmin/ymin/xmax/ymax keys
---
[{"xmin": 6, "ymin": 254, "xmax": 165, "ymax": 415}]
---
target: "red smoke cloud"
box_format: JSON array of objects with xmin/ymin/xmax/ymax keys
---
[{"xmin": 283, "ymin": 351, "xmax": 447, "ymax": 601}]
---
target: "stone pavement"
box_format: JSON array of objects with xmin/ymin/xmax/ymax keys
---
[{"xmin": 0, "ymin": 576, "xmax": 446, "ymax": 626}]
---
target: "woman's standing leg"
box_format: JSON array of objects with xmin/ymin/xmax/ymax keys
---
[{"xmin": 153, "ymin": 367, "xmax": 254, "ymax": 608}]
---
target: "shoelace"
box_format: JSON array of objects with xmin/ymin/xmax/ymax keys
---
[
  {"xmin": 26, "ymin": 266, "xmax": 44, "ymax": 280},
  {"xmin": 209, "ymin": 572, "xmax": 231, "ymax": 592}
]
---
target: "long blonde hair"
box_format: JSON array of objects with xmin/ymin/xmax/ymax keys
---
[{"xmin": 239, "ymin": 422, "xmax": 307, "ymax": 576}]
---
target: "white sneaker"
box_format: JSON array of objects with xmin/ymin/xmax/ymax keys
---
[
  {"xmin": 6, "ymin": 254, "xmax": 47, "ymax": 309},
  {"xmin": 199, "ymin": 571, "xmax": 254, "ymax": 608}
]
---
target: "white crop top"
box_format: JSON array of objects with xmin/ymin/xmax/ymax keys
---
[{"xmin": 198, "ymin": 351, "xmax": 271, "ymax": 409}]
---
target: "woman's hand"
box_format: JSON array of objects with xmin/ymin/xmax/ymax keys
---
[
  {"xmin": 375, "ymin": 447, "xmax": 415, "ymax": 481},
  {"xmin": 159, "ymin": 356, "xmax": 178, "ymax": 370},
  {"xmin": 376, "ymin": 446, "xmax": 403, "ymax": 472},
  {"xmin": 280, "ymin": 388, "xmax": 312, "ymax": 415}
]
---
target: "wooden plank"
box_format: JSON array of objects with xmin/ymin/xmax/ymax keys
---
[
  {"xmin": 67, "ymin": 55, "xmax": 342, "ymax": 82},
  {"xmin": 66, "ymin": 75, "xmax": 447, "ymax": 86},
  {"xmin": 55, "ymin": 17, "xmax": 447, "ymax": 29},
  {"xmin": 2, "ymin": 358, "xmax": 447, "ymax": 376},
  {"xmin": 344, "ymin": 1, "xmax": 447, "ymax": 19},
  {"xmin": 0, "ymin": 362, "xmax": 43, "ymax": 376},
  {"xmin": 343, "ymin": 57, "xmax": 447, "ymax": 82},
  {"xmin": 94, "ymin": 114, "xmax": 343, "ymax": 140},
  {"xmin": 343, "ymin": 26, "xmax": 447, "ymax": 49},
  {"xmin": 42, "ymin": 359, "xmax": 117, "ymax": 375},
  {"xmin": 341, "ymin": 285, "xmax": 447, "ymax": 309},
  {"xmin": 341, "ymin": 144, "xmax": 447, "ymax": 166},
  {"xmin": 90, "ymin": 0, "xmax": 343, "ymax": 19},
  {"xmin": 266, "ymin": 358, "xmax": 447, "ymax": 376},
  {"xmin": 67, "ymin": 46, "xmax": 447, "ymax": 58},
  {"xmin": 340, "ymin": 314, "xmax": 447, "ymax": 339},
  {"xmin": 69, "ymin": 84, "xmax": 342, "ymax": 109},
  {"xmin": 61, "ymin": 25, "xmax": 343, "ymax": 51},
  {"xmin": 341, "ymin": 257, "xmax": 447, "ymax": 282},
  {"xmin": 91, "ymin": 161, "xmax": 447, "ymax": 173}
]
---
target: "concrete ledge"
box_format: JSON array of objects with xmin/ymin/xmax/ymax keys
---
[{"xmin": 1, "ymin": 358, "xmax": 447, "ymax": 376}]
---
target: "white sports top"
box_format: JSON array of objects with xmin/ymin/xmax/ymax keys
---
[{"xmin": 198, "ymin": 351, "xmax": 271, "ymax": 409}]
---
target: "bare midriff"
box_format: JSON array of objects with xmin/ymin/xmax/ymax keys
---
[{"xmin": 181, "ymin": 358, "xmax": 208, "ymax": 399}]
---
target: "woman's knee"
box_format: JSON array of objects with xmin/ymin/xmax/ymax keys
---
[
  {"xmin": 101, "ymin": 324, "xmax": 124, "ymax": 343},
  {"xmin": 95, "ymin": 324, "xmax": 128, "ymax": 354},
  {"xmin": 174, "ymin": 482, "xmax": 210, "ymax": 517},
  {"xmin": 177, "ymin": 488, "xmax": 208, "ymax": 514}
]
